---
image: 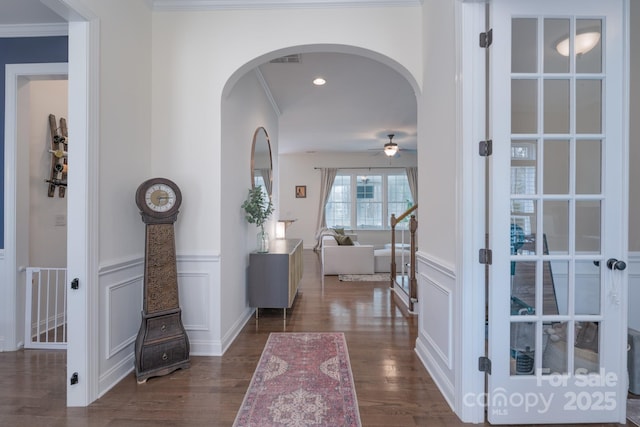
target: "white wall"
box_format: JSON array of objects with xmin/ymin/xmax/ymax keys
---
[
  {"xmin": 414, "ymin": 0, "xmax": 461, "ymax": 417},
  {"xmin": 78, "ymin": 0, "xmax": 153, "ymax": 263},
  {"xmin": 28, "ymin": 79, "xmax": 68, "ymax": 268},
  {"xmin": 151, "ymin": 5, "xmax": 422, "ymax": 348},
  {"xmin": 151, "ymin": 6, "xmax": 422, "ymax": 254},
  {"xmin": 220, "ymin": 70, "xmax": 279, "ymax": 348}
]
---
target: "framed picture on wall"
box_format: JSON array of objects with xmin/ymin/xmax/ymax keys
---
[{"xmin": 295, "ymin": 185, "xmax": 306, "ymax": 198}]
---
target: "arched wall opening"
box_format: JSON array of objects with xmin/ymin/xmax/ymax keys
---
[{"xmin": 218, "ymin": 43, "xmax": 421, "ymax": 342}]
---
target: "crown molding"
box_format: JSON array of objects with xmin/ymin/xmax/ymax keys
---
[
  {"xmin": 255, "ymin": 68, "xmax": 282, "ymax": 117},
  {"xmin": 151, "ymin": 0, "xmax": 422, "ymax": 11},
  {"xmin": 0, "ymin": 23, "xmax": 68, "ymax": 38}
]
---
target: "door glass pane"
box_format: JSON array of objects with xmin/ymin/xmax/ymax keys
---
[
  {"xmin": 511, "ymin": 199, "xmax": 537, "ymax": 237},
  {"xmin": 511, "ymin": 321, "xmax": 535, "ymax": 376},
  {"xmin": 544, "ymin": 19, "xmax": 569, "ymax": 73},
  {"xmin": 575, "ymin": 321, "xmax": 599, "ymax": 373},
  {"xmin": 511, "ymin": 140, "xmax": 537, "ymax": 195},
  {"xmin": 511, "ymin": 261, "xmax": 536, "ymax": 315},
  {"xmin": 576, "ymin": 200, "xmax": 601, "ymax": 254},
  {"xmin": 576, "ymin": 140, "xmax": 602, "ymax": 194},
  {"xmin": 512, "ymin": 80, "xmax": 538, "ymax": 134},
  {"xmin": 542, "ymin": 321, "xmax": 569, "ymax": 375},
  {"xmin": 576, "ymin": 80, "xmax": 602, "ymax": 134},
  {"xmin": 544, "ymin": 79, "xmax": 570, "ymax": 133},
  {"xmin": 575, "ymin": 260, "xmax": 601, "ymax": 315},
  {"xmin": 546, "ymin": 260, "xmax": 567, "ymax": 315},
  {"xmin": 543, "ymin": 139, "xmax": 569, "ymax": 194},
  {"xmin": 576, "ymin": 19, "xmax": 602, "ymax": 74},
  {"xmin": 543, "ymin": 200, "xmax": 569, "ymax": 254},
  {"xmin": 512, "ymin": 18, "xmax": 538, "ymax": 73}
]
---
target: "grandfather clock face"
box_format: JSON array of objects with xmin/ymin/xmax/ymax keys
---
[
  {"xmin": 136, "ymin": 177, "xmax": 182, "ymax": 224},
  {"xmin": 136, "ymin": 178, "xmax": 182, "ymax": 314}
]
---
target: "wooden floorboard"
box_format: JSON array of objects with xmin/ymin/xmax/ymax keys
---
[{"xmin": 0, "ymin": 249, "xmax": 633, "ymax": 426}]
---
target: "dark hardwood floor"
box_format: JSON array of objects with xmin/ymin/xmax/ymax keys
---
[{"xmin": 0, "ymin": 250, "xmax": 633, "ymax": 426}]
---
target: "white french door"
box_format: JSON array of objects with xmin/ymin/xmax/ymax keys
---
[{"xmin": 487, "ymin": 0, "xmax": 628, "ymax": 423}]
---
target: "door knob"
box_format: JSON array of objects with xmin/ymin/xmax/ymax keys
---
[{"xmin": 606, "ymin": 258, "xmax": 627, "ymax": 271}]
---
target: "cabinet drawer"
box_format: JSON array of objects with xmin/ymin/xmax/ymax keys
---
[
  {"xmin": 140, "ymin": 337, "xmax": 188, "ymax": 371},
  {"xmin": 145, "ymin": 313, "xmax": 183, "ymax": 341}
]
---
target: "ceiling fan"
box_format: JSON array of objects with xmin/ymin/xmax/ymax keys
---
[
  {"xmin": 383, "ymin": 134, "xmax": 399, "ymax": 157},
  {"xmin": 368, "ymin": 133, "xmax": 416, "ymax": 157}
]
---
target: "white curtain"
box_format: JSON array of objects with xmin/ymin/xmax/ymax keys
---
[
  {"xmin": 406, "ymin": 166, "xmax": 418, "ymax": 204},
  {"xmin": 313, "ymin": 168, "xmax": 338, "ymax": 251}
]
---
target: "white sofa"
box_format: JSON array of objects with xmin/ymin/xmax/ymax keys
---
[{"xmin": 321, "ymin": 235, "xmax": 375, "ymax": 275}]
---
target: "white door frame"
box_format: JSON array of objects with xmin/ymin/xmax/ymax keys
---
[
  {"xmin": 3, "ymin": 0, "xmax": 101, "ymax": 407},
  {"xmin": 456, "ymin": 0, "xmax": 490, "ymax": 423},
  {"xmin": 64, "ymin": 4, "xmax": 101, "ymax": 406}
]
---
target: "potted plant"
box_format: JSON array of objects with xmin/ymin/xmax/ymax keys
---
[{"xmin": 241, "ymin": 186, "xmax": 274, "ymax": 252}]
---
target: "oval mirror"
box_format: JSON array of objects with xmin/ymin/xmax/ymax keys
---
[{"xmin": 251, "ymin": 127, "xmax": 273, "ymax": 197}]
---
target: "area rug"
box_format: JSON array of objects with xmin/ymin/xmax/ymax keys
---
[
  {"xmin": 629, "ymin": 398, "xmax": 640, "ymax": 426},
  {"xmin": 338, "ymin": 273, "xmax": 390, "ymax": 282},
  {"xmin": 233, "ymin": 332, "xmax": 361, "ymax": 427}
]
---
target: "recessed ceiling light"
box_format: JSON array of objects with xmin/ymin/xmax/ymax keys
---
[{"xmin": 313, "ymin": 77, "xmax": 326, "ymax": 86}]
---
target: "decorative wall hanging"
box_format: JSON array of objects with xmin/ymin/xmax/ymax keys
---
[{"xmin": 46, "ymin": 114, "xmax": 68, "ymax": 197}]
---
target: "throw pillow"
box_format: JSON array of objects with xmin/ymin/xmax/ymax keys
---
[
  {"xmin": 334, "ymin": 235, "xmax": 354, "ymax": 246},
  {"xmin": 331, "ymin": 227, "xmax": 345, "ymax": 235}
]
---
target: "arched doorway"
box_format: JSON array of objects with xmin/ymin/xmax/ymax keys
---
[{"xmin": 218, "ymin": 43, "xmax": 420, "ymax": 346}]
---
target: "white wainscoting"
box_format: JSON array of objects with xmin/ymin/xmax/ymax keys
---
[
  {"xmin": 97, "ymin": 253, "xmax": 221, "ymax": 397},
  {"xmin": 414, "ymin": 252, "xmax": 456, "ymax": 408},
  {"xmin": 177, "ymin": 254, "xmax": 221, "ymax": 355},
  {"xmin": 98, "ymin": 256, "xmax": 143, "ymax": 396}
]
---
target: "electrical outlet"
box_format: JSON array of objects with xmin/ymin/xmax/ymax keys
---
[{"xmin": 54, "ymin": 214, "xmax": 66, "ymax": 226}]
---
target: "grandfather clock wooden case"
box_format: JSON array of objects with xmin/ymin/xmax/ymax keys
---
[{"xmin": 134, "ymin": 178, "xmax": 190, "ymax": 383}]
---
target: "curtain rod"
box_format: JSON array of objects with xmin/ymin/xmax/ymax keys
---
[{"xmin": 313, "ymin": 166, "xmax": 411, "ymax": 170}]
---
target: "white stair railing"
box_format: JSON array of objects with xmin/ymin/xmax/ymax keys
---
[{"xmin": 24, "ymin": 267, "xmax": 67, "ymax": 349}]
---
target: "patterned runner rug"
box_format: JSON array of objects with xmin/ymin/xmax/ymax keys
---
[{"xmin": 233, "ymin": 332, "xmax": 361, "ymax": 427}]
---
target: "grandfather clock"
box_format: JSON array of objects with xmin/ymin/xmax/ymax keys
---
[{"xmin": 134, "ymin": 177, "xmax": 190, "ymax": 383}]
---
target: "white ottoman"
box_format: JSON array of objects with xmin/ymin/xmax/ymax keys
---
[{"xmin": 374, "ymin": 248, "xmax": 411, "ymax": 273}]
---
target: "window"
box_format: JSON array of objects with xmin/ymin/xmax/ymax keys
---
[
  {"xmin": 325, "ymin": 170, "xmax": 414, "ymax": 230},
  {"xmin": 387, "ymin": 174, "xmax": 414, "ymax": 230}
]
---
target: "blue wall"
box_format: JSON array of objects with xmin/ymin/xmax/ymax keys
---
[{"xmin": 0, "ymin": 36, "xmax": 68, "ymax": 248}]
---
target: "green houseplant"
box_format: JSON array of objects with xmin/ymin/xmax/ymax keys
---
[{"xmin": 241, "ymin": 186, "xmax": 274, "ymax": 252}]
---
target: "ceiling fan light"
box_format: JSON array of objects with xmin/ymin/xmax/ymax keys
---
[
  {"xmin": 556, "ymin": 31, "xmax": 600, "ymax": 57},
  {"xmin": 384, "ymin": 143, "xmax": 398, "ymax": 157}
]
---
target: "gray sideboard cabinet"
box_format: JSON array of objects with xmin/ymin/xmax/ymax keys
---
[{"xmin": 248, "ymin": 238, "xmax": 303, "ymax": 319}]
